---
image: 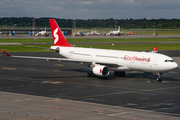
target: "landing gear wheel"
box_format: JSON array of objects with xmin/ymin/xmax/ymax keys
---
[
  {"xmin": 157, "ymin": 73, "xmax": 163, "ymax": 81},
  {"xmin": 121, "ymin": 71, "xmax": 126, "ymax": 77},
  {"xmin": 114, "ymin": 71, "xmax": 126, "ymax": 77},
  {"xmin": 118, "ymin": 71, "xmax": 122, "ymax": 77},
  {"xmin": 91, "ymin": 73, "xmax": 96, "ymax": 77},
  {"xmin": 157, "ymin": 77, "xmax": 162, "ymax": 81},
  {"xmin": 87, "ymin": 72, "xmax": 96, "ymax": 77},
  {"xmin": 114, "ymin": 71, "xmax": 118, "ymax": 76},
  {"xmin": 87, "ymin": 72, "xmax": 92, "ymax": 77}
]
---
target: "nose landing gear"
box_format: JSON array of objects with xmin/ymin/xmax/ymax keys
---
[{"xmin": 157, "ymin": 73, "xmax": 163, "ymax": 81}]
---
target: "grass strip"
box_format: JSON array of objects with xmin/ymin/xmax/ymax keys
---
[
  {"xmin": 0, "ymin": 38, "xmax": 180, "ymax": 43},
  {"xmin": 0, "ymin": 43, "xmax": 180, "ymax": 52}
]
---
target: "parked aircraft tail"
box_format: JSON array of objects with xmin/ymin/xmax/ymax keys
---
[{"xmin": 118, "ymin": 26, "xmax": 120, "ymax": 32}]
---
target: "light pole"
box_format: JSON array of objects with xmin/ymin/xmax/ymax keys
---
[{"xmin": 153, "ymin": 25, "xmax": 155, "ymax": 35}]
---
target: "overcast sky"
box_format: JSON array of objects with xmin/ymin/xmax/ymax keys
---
[{"xmin": 1, "ymin": 0, "xmax": 180, "ymax": 19}]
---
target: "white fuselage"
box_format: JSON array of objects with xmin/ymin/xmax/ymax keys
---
[
  {"xmin": 106, "ymin": 31, "xmax": 120, "ymax": 35},
  {"xmin": 35, "ymin": 31, "xmax": 46, "ymax": 36},
  {"xmin": 57, "ymin": 47, "xmax": 178, "ymax": 73},
  {"xmin": 106, "ymin": 26, "xmax": 120, "ymax": 35}
]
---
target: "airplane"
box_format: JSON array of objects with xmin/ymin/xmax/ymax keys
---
[
  {"xmin": 74, "ymin": 31, "xmax": 84, "ymax": 36},
  {"xmin": 35, "ymin": 26, "xmax": 49, "ymax": 36},
  {"xmin": 85, "ymin": 29, "xmax": 100, "ymax": 35},
  {"xmin": 106, "ymin": 26, "xmax": 121, "ymax": 36},
  {"xmin": 1, "ymin": 19, "xmax": 178, "ymax": 81}
]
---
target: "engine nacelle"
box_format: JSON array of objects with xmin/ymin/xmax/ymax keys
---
[{"xmin": 92, "ymin": 65, "xmax": 110, "ymax": 77}]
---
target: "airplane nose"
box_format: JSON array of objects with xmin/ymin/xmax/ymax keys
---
[
  {"xmin": 172, "ymin": 62, "xmax": 178, "ymax": 69},
  {"xmin": 175, "ymin": 62, "xmax": 178, "ymax": 68}
]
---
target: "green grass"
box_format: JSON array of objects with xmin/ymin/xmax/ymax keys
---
[
  {"xmin": 1, "ymin": 43, "xmax": 180, "ymax": 52},
  {"xmin": 0, "ymin": 38, "xmax": 53, "ymax": 43},
  {"xmin": 0, "ymin": 38, "xmax": 180, "ymax": 43},
  {"xmin": 0, "ymin": 45, "xmax": 52, "ymax": 52},
  {"xmin": 131, "ymin": 31, "xmax": 180, "ymax": 36},
  {"xmin": 123, "ymin": 29, "xmax": 180, "ymax": 36},
  {"xmin": 76, "ymin": 44, "xmax": 180, "ymax": 51},
  {"xmin": 0, "ymin": 38, "xmax": 180, "ymax": 52},
  {"xmin": 67, "ymin": 38, "xmax": 180, "ymax": 43}
]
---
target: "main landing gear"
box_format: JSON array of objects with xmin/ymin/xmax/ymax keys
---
[
  {"xmin": 114, "ymin": 71, "xmax": 126, "ymax": 77},
  {"xmin": 157, "ymin": 73, "xmax": 163, "ymax": 81},
  {"xmin": 87, "ymin": 72, "xmax": 96, "ymax": 77}
]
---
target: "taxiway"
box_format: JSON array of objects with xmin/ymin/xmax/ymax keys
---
[{"xmin": 0, "ymin": 51, "xmax": 180, "ymax": 119}]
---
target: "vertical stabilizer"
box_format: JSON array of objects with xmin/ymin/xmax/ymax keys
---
[
  {"xmin": 118, "ymin": 26, "xmax": 120, "ymax": 32},
  {"xmin": 153, "ymin": 46, "xmax": 158, "ymax": 52},
  {"xmin": 49, "ymin": 19, "xmax": 72, "ymax": 47}
]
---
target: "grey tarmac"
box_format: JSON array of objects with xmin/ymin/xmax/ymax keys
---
[{"xmin": 0, "ymin": 51, "xmax": 180, "ymax": 120}]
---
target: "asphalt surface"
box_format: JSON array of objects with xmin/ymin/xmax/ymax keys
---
[{"xmin": 0, "ymin": 51, "xmax": 180, "ymax": 119}]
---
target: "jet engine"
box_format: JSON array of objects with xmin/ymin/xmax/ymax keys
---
[{"xmin": 92, "ymin": 65, "xmax": 110, "ymax": 77}]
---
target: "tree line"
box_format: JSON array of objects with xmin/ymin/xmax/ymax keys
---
[{"xmin": 1, "ymin": 17, "xmax": 180, "ymax": 29}]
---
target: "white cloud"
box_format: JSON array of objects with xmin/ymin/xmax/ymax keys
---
[
  {"xmin": 0, "ymin": 0, "xmax": 180, "ymax": 19},
  {"xmin": 81, "ymin": 1, "xmax": 94, "ymax": 5}
]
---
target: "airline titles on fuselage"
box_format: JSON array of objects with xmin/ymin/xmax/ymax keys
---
[
  {"xmin": 69, "ymin": 50, "xmax": 151, "ymax": 63},
  {"xmin": 123, "ymin": 55, "xmax": 151, "ymax": 62}
]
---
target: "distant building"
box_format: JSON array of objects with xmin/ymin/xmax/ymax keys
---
[{"xmin": 0, "ymin": 28, "xmax": 72, "ymax": 35}]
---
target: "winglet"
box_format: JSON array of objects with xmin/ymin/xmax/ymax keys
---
[
  {"xmin": 153, "ymin": 46, "xmax": 158, "ymax": 52},
  {"xmin": 49, "ymin": 19, "xmax": 72, "ymax": 47},
  {"xmin": 0, "ymin": 50, "xmax": 12, "ymax": 57}
]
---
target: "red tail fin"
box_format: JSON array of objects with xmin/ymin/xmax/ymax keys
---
[{"xmin": 49, "ymin": 19, "xmax": 72, "ymax": 47}]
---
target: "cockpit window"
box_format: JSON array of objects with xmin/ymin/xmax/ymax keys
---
[{"xmin": 165, "ymin": 60, "xmax": 174, "ymax": 62}]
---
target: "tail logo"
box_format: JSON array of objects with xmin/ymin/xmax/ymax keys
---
[{"xmin": 53, "ymin": 28, "xmax": 59, "ymax": 44}]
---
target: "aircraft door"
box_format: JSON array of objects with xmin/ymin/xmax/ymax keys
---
[
  {"xmin": 153, "ymin": 56, "xmax": 159, "ymax": 65},
  {"xmin": 150, "ymin": 56, "xmax": 159, "ymax": 71}
]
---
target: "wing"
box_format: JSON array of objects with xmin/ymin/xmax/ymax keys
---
[
  {"xmin": 1, "ymin": 50, "xmax": 124, "ymax": 68},
  {"xmin": 0, "ymin": 50, "xmax": 83, "ymax": 62}
]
